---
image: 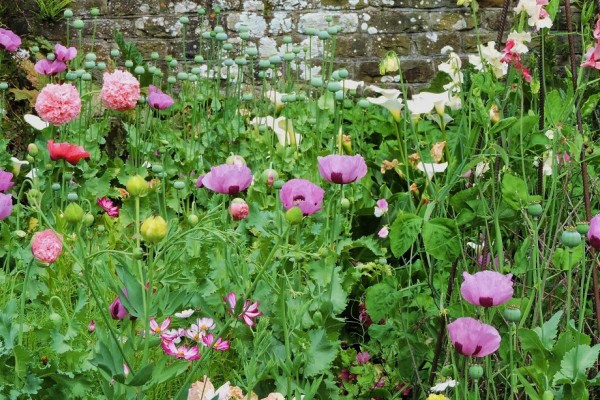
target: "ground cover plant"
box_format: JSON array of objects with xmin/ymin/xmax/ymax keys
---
[{"xmin": 1, "ymin": 0, "xmax": 600, "ymax": 398}]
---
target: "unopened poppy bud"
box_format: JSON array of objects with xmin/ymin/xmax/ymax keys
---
[
  {"xmin": 469, "ymin": 365, "xmax": 483, "ymax": 380},
  {"xmin": 273, "ymin": 179, "xmax": 285, "ymax": 189},
  {"xmin": 340, "ymin": 197, "xmax": 350, "ymax": 210},
  {"xmin": 126, "ymin": 175, "xmax": 148, "ymax": 197},
  {"xmin": 229, "ymin": 198, "xmax": 249, "ymax": 221},
  {"xmin": 27, "ymin": 143, "xmax": 38, "ymax": 157},
  {"xmin": 261, "ymin": 168, "xmax": 278, "ymax": 187},
  {"xmin": 226, "ymin": 154, "xmax": 246, "ymax": 166},
  {"xmin": 542, "ymin": 391, "xmax": 554, "ymax": 400},
  {"xmin": 140, "ymin": 215, "xmax": 168, "ymax": 243},
  {"xmin": 64, "ymin": 203, "xmax": 84, "ymax": 224},
  {"xmin": 83, "ymin": 213, "xmax": 94, "ymax": 227},
  {"xmin": 576, "ymin": 222, "xmax": 589, "ymax": 235},
  {"xmin": 526, "ymin": 202, "xmax": 542, "ymax": 217},
  {"xmin": 27, "ymin": 189, "xmax": 42, "ymax": 204},
  {"xmin": 187, "ymin": 214, "xmax": 199, "ymax": 226},
  {"xmin": 285, "ymin": 206, "xmax": 303, "ymax": 225}
]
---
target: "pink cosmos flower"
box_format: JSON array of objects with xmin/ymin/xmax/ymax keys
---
[
  {"xmin": 100, "ymin": 69, "xmax": 141, "ymax": 111},
  {"xmin": 378, "ymin": 226, "xmax": 389, "ymax": 238},
  {"xmin": 317, "ymin": 154, "xmax": 368, "ymax": 184},
  {"xmin": 149, "ymin": 317, "xmax": 172, "ymax": 335},
  {"xmin": 447, "ymin": 317, "xmax": 501, "ymax": 357},
  {"xmin": 148, "ymin": 85, "xmax": 174, "ymax": 110},
  {"xmin": 201, "ymin": 333, "xmax": 230, "ymax": 351},
  {"xmin": 588, "ymin": 214, "xmax": 600, "ymax": 250},
  {"xmin": 374, "ymin": 199, "xmax": 388, "ymax": 217},
  {"xmin": 225, "ymin": 292, "xmax": 262, "ymax": 326},
  {"xmin": 31, "ymin": 229, "xmax": 63, "ymax": 263},
  {"xmin": 161, "ymin": 328, "xmax": 184, "ymax": 343},
  {"xmin": 196, "ymin": 317, "xmax": 216, "ymax": 331},
  {"xmin": 161, "ymin": 340, "xmax": 201, "ymax": 361},
  {"xmin": 0, "ymin": 169, "xmax": 14, "ymax": 192},
  {"xmin": 35, "ymin": 83, "xmax": 81, "ymax": 125},
  {"xmin": 460, "ymin": 271, "xmax": 514, "ymax": 307},
  {"xmin": 54, "ymin": 43, "xmax": 77, "ymax": 62},
  {"xmin": 356, "ymin": 352, "xmax": 371, "ymax": 364},
  {"xmin": 202, "ymin": 164, "xmax": 253, "ymax": 195},
  {"xmin": 279, "ymin": 178, "xmax": 324, "ymax": 216},
  {"xmin": 34, "ymin": 59, "xmax": 67, "ymax": 76},
  {"xmin": 97, "ymin": 197, "xmax": 119, "ymax": 217},
  {"xmin": 0, "ymin": 28, "xmax": 21, "ymax": 51},
  {"xmin": 0, "ymin": 193, "xmax": 12, "ymax": 220},
  {"xmin": 229, "ymin": 198, "xmax": 249, "ymax": 220}
]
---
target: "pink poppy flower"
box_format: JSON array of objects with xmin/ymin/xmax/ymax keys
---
[
  {"xmin": 317, "ymin": 154, "xmax": 368, "ymax": 184},
  {"xmin": 279, "ymin": 178, "xmax": 324, "ymax": 216},
  {"xmin": 149, "ymin": 317, "xmax": 172, "ymax": 335},
  {"xmin": 97, "ymin": 197, "xmax": 119, "ymax": 217},
  {"xmin": 201, "ymin": 333, "xmax": 230, "ymax": 351},
  {"xmin": 34, "ymin": 59, "xmax": 67, "ymax": 76},
  {"xmin": 588, "ymin": 214, "xmax": 600, "ymax": 250},
  {"xmin": 31, "ymin": 229, "xmax": 63, "ymax": 263},
  {"xmin": 202, "ymin": 164, "xmax": 252, "ymax": 195},
  {"xmin": 54, "ymin": 43, "xmax": 77, "ymax": 62},
  {"xmin": 447, "ymin": 317, "xmax": 501, "ymax": 357},
  {"xmin": 148, "ymin": 85, "xmax": 174, "ymax": 110},
  {"xmin": 0, "ymin": 169, "xmax": 14, "ymax": 192},
  {"xmin": 195, "ymin": 174, "xmax": 205, "ymax": 188},
  {"xmin": 0, "ymin": 193, "xmax": 12, "ymax": 220},
  {"xmin": 35, "ymin": 84, "xmax": 81, "ymax": 125},
  {"xmin": 225, "ymin": 292, "xmax": 262, "ymax": 326},
  {"xmin": 100, "ymin": 69, "xmax": 141, "ymax": 111},
  {"xmin": 0, "ymin": 28, "xmax": 21, "ymax": 51},
  {"xmin": 460, "ymin": 271, "xmax": 514, "ymax": 307},
  {"xmin": 594, "ymin": 14, "xmax": 600, "ymax": 40}
]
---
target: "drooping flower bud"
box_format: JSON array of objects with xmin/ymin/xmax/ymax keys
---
[{"xmin": 64, "ymin": 202, "xmax": 84, "ymax": 224}]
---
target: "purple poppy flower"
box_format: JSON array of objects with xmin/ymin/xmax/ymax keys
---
[
  {"xmin": 0, "ymin": 28, "xmax": 21, "ymax": 51},
  {"xmin": 54, "ymin": 43, "xmax": 77, "ymax": 62},
  {"xmin": 148, "ymin": 85, "xmax": 174, "ymax": 110},
  {"xmin": 588, "ymin": 214, "xmax": 600, "ymax": 250},
  {"xmin": 317, "ymin": 154, "xmax": 368, "ymax": 184},
  {"xmin": 447, "ymin": 317, "xmax": 501, "ymax": 357},
  {"xmin": 202, "ymin": 164, "xmax": 252, "ymax": 195},
  {"xmin": 34, "ymin": 59, "xmax": 67, "ymax": 76},
  {"xmin": 0, "ymin": 169, "xmax": 14, "ymax": 192},
  {"xmin": 0, "ymin": 193, "xmax": 12, "ymax": 220},
  {"xmin": 460, "ymin": 271, "xmax": 513, "ymax": 307},
  {"xmin": 280, "ymin": 178, "xmax": 324, "ymax": 216}
]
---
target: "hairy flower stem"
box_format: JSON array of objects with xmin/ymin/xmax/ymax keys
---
[
  {"xmin": 429, "ymin": 261, "xmax": 458, "ymax": 385},
  {"xmin": 564, "ymin": 0, "xmax": 600, "ymax": 338},
  {"xmin": 537, "ymin": 40, "xmax": 546, "ymax": 196}
]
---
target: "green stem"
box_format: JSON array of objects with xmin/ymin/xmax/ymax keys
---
[{"xmin": 18, "ymin": 259, "xmax": 34, "ymax": 346}]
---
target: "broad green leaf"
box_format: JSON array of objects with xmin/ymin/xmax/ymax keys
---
[
  {"xmin": 489, "ymin": 116, "xmax": 517, "ymax": 136},
  {"xmin": 422, "ymin": 218, "xmax": 461, "ymax": 262},
  {"xmin": 365, "ymin": 281, "xmax": 400, "ymax": 322},
  {"xmin": 533, "ymin": 311, "xmax": 562, "ymax": 350},
  {"xmin": 502, "ymin": 173, "xmax": 529, "ymax": 210},
  {"xmin": 582, "ymin": 92, "xmax": 600, "ymax": 118},
  {"xmin": 554, "ymin": 344, "xmax": 600, "ymax": 383},
  {"xmin": 552, "ymin": 246, "xmax": 584, "ymax": 271},
  {"xmin": 389, "ymin": 213, "xmax": 422, "ymax": 257},
  {"xmin": 518, "ymin": 328, "xmax": 550, "ymax": 371},
  {"xmin": 128, "ymin": 364, "xmax": 154, "ymax": 387},
  {"xmin": 304, "ymin": 329, "xmax": 339, "ymax": 377}
]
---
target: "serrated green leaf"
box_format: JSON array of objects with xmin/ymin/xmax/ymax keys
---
[
  {"xmin": 304, "ymin": 329, "xmax": 339, "ymax": 377},
  {"xmin": 533, "ymin": 311, "xmax": 563, "ymax": 350},
  {"xmin": 389, "ymin": 213, "xmax": 422, "ymax": 258},
  {"xmin": 554, "ymin": 344, "xmax": 600, "ymax": 383},
  {"xmin": 365, "ymin": 281, "xmax": 399, "ymax": 322},
  {"xmin": 421, "ymin": 218, "xmax": 461, "ymax": 262}
]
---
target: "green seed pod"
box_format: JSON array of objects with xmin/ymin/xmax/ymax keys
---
[
  {"xmin": 126, "ymin": 175, "xmax": 148, "ymax": 197},
  {"xmin": 340, "ymin": 197, "xmax": 350, "ymax": 210},
  {"xmin": 187, "ymin": 214, "xmax": 199, "ymax": 226},
  {"xmin": 141, "ymin": 215, "xmax": 168, "ymax": 243},
  {"xmin": 469, "ymin": 365, "xmax": 483, "ymax": 380},
  {"xmin": 527, "ymin": 202, "xmax": 543, "ymax": 217},
  {"xmin": 83, "ymin": 213, "xmax": 95, "ymax": 227},
  {"xmin": 67, "ymin": 192, "xmax": 78, "ymax": 202},
  {"xmin": 273, "ymin": 179, "xmax": 285, "ymax": 189},
  {"xmin": 576, "ymin": 222, "xmax": 589, "ymax": 235},
  {"xmin": 542, "ymin": 390, "xmax": 554, "ymax": 400},
  {"xmin": 503, "ymin": 306, "xmax": 521, "ymax": 323},
  {"xmin": 561, "ymin": 229, "xmax": 581, "ymax": 248}
]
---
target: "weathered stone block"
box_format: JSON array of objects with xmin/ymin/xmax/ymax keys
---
[
  {"xmin": 335, "ymin": 34, "xmax": 370, "ymax": 58},
  {"xmin": 429, "ymin": 12, "xmax": 473, "ymax": 31},
  {"xmin": 366, "ymin": 11, "xmax": 429, "ymax": 34},
  {"xmin": 478, "ymin": 9, "xmax": 513, "ymax": 31},
  {"xmin": 71, "ymin": 0, "xmax": 108, "ymax": 15},
  {"xmin": 401, "ymin": 59, "xmax": 435, "ymax": 82},
  {"xmin": 320, "ymin": 0, "xmax": 369, "ymax": 10},
  {"xmin": 371, "ymin": 34, "xmax": 411, "ymax": 57},
  {"xmin": 93, "ymin": 18, "xmax": 137, "ymax": 39},
  {"xmin": 109, "ymin": 0, "xmax": 160, "ymax": 15},
  {"xmin": 413, "ymin": 32, "xmax": 461, "ymax": 55},
  {"xmin": 297, "ymin": 12, "xmax": 359, "ymax": 33},
  {"xmin": 461, "ymin": 32, "xmax": 498, "ymax": 52},
  {"xmin": 370, "ymin": 0, "xmax": 456, "ymax": 8},
  {"xmin": 478, "ymin": 0, "xmax": 504, "ymax": 6}
]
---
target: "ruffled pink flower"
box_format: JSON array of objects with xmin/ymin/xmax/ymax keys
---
[
  {"xmin": 100, "ymin": 69, "xmax": 141, "ymax": 111},
  {"xmin": 588, "ymin": 214, "xmax": 600, "ymax": 250},
  {"xmin": 202, "ymin": 164, "xmax": 252, "ymax": 195},
  {"xmin": 318, "ymin": 154, "xmax": 368, "ymax": 184},
  {"xmin": 54, "ymin": 43, "xmax": 77, "ymax": 62},
  {"xmin": 97, "ymin": 197, "xmax": 119, "ymax": 217},
  {"xmin": 31, "ymin": 229, "xmax": 63, "ymax": 263},
  {"xmin": 0, "ymin": 28, "xmax": 21, "ymax": 51},
  {"xmin": 35, "ymin": 83, "xmax": 81, "ymax": 125},
  {"xmin": 0, "ymin": 169, "xmax": 14, "ymax": 192},
  {"xmin": 34, "ymin": 59, "xmax": 67, "ymax": 76},
  {"xmin": 279, "ymin": 178, "xmax": 324, "ymax": 216},
  {"xmin": 148, "ymin": 85, "xmax": 174, "ymax": 110},
  {"xmin": 0, "ymin": 193, "xmax": 12, "ymax": 220},
  {"xmin": 460, "ymin": 271, "xmax": 514, "ymax": 307},
  {"xmin": 225, "ymin": 292, "xmax": 262, "ymax": 326},
  {"xmin": 582, "ymin": 44, "xmax": 600, "ymax": 70},
  {"xmin": 201, "ymin": 333, "xmax": 230, "ymax": 351},
  {"xmin": 229, "ymin": 198, "xmax": 249, "ymax": 220},
  {"xmin": 447, "ymin": 317, "xmax": 501, "ymax": 357}
]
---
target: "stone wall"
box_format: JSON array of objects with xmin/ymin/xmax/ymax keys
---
[{"xmin": 5, "ymin": 0, "xmax": 513, "ymax": 84}]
